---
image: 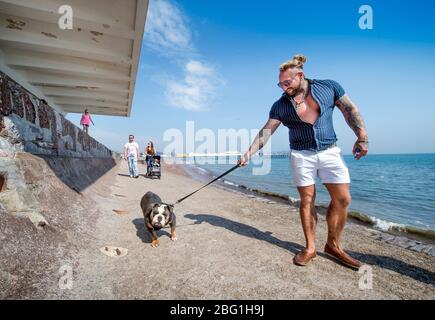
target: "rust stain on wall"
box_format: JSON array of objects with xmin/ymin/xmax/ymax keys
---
[
  {"xmin": 6, "ymin": 18, "xmax": 25, "ymax": 30},
  {"xmin": 90, "ymin": 31, "xmax": 103, "ymax": 36},
  {"xmin": 0, "ymin": 75, "xmax": 12, "ymax": 116},
  {"xmin": 38, "ymin": 101, "xmax": 50, "ymax": 129},
  {"xmin": 41, "ymin": 32, "xmax": 57, "ymax": 39},
  {"xmin": 22, "ymin": 91, "xmax": 36, "ymax": 124},
  {"xmin": 9, "ymin": 81, "xmax": 24, "ymax": 118}
]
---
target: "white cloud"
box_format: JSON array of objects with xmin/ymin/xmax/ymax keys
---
[
  {"xmin": 166, "ymin": 60, "xmax": 221, "ymax": 111},
  {"xmin": 144, "ymin": 0, "xmax": 194, "ymax": 57},
  {"xmin": 185, "ymin": 60, "xmax": 214, "ymax": 76},
  {"xmin": 144, "ymin": 1, "xmax": 224, "ymax": 111}
]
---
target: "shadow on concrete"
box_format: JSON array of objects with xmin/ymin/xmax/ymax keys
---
[
  {"xmin": 185, "ymin": 213, "xmax": 435, "ymax": 286},
  {"xmin": 132, "ymin": 218, "xmax": 171, "ymax": 244},
  {"xmin": 118, "ymin": 173, "xmax": 131, "ymax": 177},
  {"xmin": 18, "ymin": 153, "xmax": 118, "ymax": 193},
  {"xmin": 349, "ymin": 251, "xmax": 435, "ymax": 286},
  {"xmin": 142, "ymin": 175, "xmax": 160, "ymax": 180},
  {"xmin": 184, "ymin": 213, "xmax": 304, "ymax": 255}
]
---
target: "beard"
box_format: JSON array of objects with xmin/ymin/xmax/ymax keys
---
[{"xmin": 285, "ymin": 80, "xmax": 304, "ymax": 97}]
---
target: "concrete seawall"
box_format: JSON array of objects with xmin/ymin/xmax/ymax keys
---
[
  {"xmin": 1, "ymin": 70, "xmax": 117, "ymax": 216},
  {"xmin": 0, "ymin": 71, "xmax": 113, "ymax": 158},
  {"xmin": 0, "ymin": 71, "xmax": 119, "ymax": 298}
]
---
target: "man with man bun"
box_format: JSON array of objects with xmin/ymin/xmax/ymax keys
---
[{"xmin": 239, "ymin": 54, "xmax": 369, "ymax": 269}]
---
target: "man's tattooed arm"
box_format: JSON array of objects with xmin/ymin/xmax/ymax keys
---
[
  {"xmin": 247, "ymin": 119, "xmax": 281, "ymax": 157},
  {"xmin": 238, "ymin": 118, "xmax": 281, "ymax": 166},
  {"xmin": 335, "ymin": 95, "xmax": 368, "ymax": 141},
  {"xmin": 336, "ymin": 95, "xmax": 369, "ymax": 159}
]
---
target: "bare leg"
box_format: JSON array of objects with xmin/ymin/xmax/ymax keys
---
[
  {"xmin": 297, "ymin": 185, "xmax": 317, "ymax": 253},
  {"xmin": 322, "ymin": 183, "xmax": 362, "ymax": 269},
  {"xmin": 324, "ymin": 183, "xmax": 351, "ymax": 250}
]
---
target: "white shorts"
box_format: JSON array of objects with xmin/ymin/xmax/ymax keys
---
[{"xmin": 290, "ymin": 147, "xmax": 351, "ymax": 187}]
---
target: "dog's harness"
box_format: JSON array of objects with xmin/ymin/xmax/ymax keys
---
[{"xmin": 173, "ymin": 164, "xmax": 240, "ymax": 205}]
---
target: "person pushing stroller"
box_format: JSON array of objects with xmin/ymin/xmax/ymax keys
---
[{"xmin": 145, "ymin": 141, "xmax": 156, "ymax": 176}]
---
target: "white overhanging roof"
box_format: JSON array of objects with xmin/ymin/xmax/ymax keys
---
[{"xmin": 0, "ymin": 0, "xmax": 148, "ymax": 117}]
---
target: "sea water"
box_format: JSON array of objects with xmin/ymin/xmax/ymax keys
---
[{"xmin": 190, "ymin": 153, "xmax": 435, "ymax": 234}]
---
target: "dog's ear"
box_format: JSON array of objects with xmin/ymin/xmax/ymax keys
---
[
  {"xmin": 167, "ymin": 204, "xmax": 174, "ymax": 213},
  {"xmin": 147, "ymin": 203, "xmax": 160, "ymax": 217},
  {"xmin": 166, "ymin": 204, "xmax": 174, "ymax": 222}
]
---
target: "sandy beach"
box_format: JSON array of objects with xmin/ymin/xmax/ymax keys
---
[
  {"xmin": 58, "ymin": 160, "xmax": 434, "ymax": 299},
  {"xmin": 1, "ymin": 155, "xmax": 434, "ymax": 299}
]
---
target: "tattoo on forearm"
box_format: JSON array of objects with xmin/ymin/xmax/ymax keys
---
[
  {"xmin": 249, "ymin": 128, "xmax": 271, "ymax": 154},
  {"xmin": 337, "ymin": 99, "xmax": 367, "ymax": 138},
  {"xmin": 348, "ymin": 109, "xmax": 365, "ymax": 132},
  {"xmin": 250, "ymin": 131, "xmax": 265, "ymax": 152}
]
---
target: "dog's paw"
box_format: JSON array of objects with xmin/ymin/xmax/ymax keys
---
[
  {"xmin": 171, "ymin": 232, "xmax": 177, "ymax": 241},
  {"xmin": 151, "ymin": 240, "xmax": 160, "ymax": 247}
]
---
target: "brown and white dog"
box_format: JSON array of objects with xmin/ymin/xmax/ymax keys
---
[{"xmin": 140, "ymin": 191, "xmax": 176, "ymax": 247}]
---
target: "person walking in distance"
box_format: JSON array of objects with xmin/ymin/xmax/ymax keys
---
[
  {"xmin": 80, "ymin": 109, "xmax": 94, "ymax": 134},
  {"xmin": 145, "ymin": 141, "xmax": 156, "ymax": 175},
  {"xmin": 124, "ymin": 134, "xmax": 140, "ymax": 178}
]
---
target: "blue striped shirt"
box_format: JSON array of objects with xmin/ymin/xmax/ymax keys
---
[{"xmin": 269, "ymin": 79, "xmax": 345, "ymax": 152}]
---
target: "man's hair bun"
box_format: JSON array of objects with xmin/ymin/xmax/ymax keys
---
[
  {"xmin": 280, "ymin": 54, "xmax": 308, "ymax": 72},
  {"xmin": 293, "ymin": 54, "xmax": 307, "ymax": 66}
]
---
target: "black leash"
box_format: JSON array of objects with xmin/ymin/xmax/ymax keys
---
[{"xmin": 174, "ymin": 164, "xmax": 241, "ymax": 205}]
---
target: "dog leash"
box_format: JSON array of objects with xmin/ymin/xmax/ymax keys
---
[{"xmin": 174, "ymin": 164, "xmax": 241, "ymax": 205}]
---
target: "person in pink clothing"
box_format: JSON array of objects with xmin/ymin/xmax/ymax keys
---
[{"xmin": 80, "ymin": 109, "xmax": 94, "ymax": 133}]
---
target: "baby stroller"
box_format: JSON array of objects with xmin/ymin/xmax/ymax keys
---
[{"xmin": 146, "ymin": 155, "xmax": 161, "ymax": 179}]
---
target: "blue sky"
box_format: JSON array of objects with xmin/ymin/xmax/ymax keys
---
[{"xmin": 67, "ymin": 0, "xmax": 435, "ymax": 154}]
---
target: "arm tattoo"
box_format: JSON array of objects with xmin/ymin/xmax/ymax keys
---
[
  {"xmin": 250, "ymin": 129, "xmax": 266, "ymax": 152},
  {"xmin": 257, "ymin": 130, "xmax": 265, "ymax": 150},
  {"xmin": 336, "ymin": 97, "xmax": 367, "ymax": 139},
  {"xmin": 248, "ymin": 122, "xmax": 275, "ymax": 154}
]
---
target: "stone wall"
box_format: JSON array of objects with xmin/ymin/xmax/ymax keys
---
[
  {"xmin": 0, "ymin": 70, "xmax": 118, "ymax": 228},
  {"xmin": 0, "ymin": 71, "xmax": 113, "ymax": 158}
]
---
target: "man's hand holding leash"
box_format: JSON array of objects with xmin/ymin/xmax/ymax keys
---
[{"xmin": 237, "ymin": 153, "xmax": 251, "ymax": 167}]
